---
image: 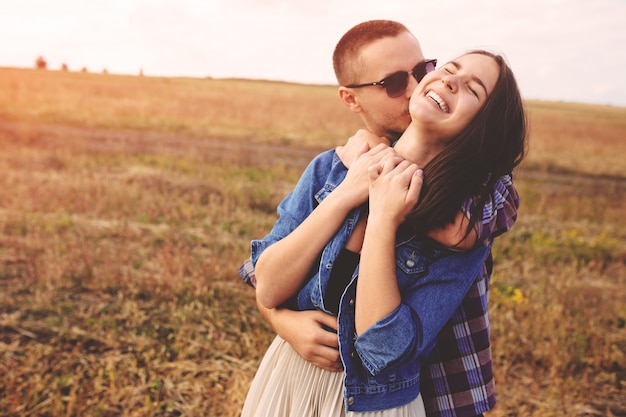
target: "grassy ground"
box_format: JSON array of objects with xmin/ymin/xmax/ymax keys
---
[{"xmin": 0, "ymin": 68, "xmax": 625, "ymax": 416}]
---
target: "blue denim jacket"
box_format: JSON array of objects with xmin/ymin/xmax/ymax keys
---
[{"xmin": 251, "ymin": 149, "xmax": 491, "ymax": 412}]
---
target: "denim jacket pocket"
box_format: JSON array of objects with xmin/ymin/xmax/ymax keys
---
[
  {"xmin": 395, "ymin": 240, "xmax": 453, "ymax": 292},
  {"xmin": 394, "ymin": 244, "xmax": 427, "ymax": 293},
  {"xmin": 395, "ymin": 244, "xmax": 428, "ymax": 276}
]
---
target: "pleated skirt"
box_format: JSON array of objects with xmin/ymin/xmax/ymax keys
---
[{"xmin": 241, "ymin": 336, "xmax": 426, "ymax": 417}]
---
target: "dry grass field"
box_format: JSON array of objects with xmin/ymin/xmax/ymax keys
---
[{"xmin": 0, "ymin": 67, "xmax": 625, "ymax": 417}]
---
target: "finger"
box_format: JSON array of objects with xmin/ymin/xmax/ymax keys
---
[
  {"xmin": 367, "ymin": 149, "xmax": 397, "ymax": 170},
  {"xmin": 363, "ymin": 132, "xmax": 389, "ymax": 148},
  {"xmin": 352, "ymin": 129, "xmax": 390, "ymax": 149},
  {"xmin": 406, "ymin": 169, "xmax": 424, "ymax": 204},
  {"xmin": 313, "ymin": 358, "xmax": 343, "ymax": 372},
  {"xmin": 380, "ymin": 153, "xmax": 404, "ymax": 168},
  {"xmin": 383, "ymin": 158, "xmax": 412, "ymax": 177},
  {"xmin": 368, "ymin": 163, "xmax": 381, "ymax": 181},
  {"xmin": 317, "ymin": 330, "xmax": 340, "ymax": 349},
  {"xmin": 315, "ymin": 311, "xmax": 339, "ymax": 332},
  {"xmin": 356, "ymin": 142, "xmax": 370, "ymax": 158},
  {"xmin": 397, "ymin": 162, "xmax": 419, "ymax": 181},
  {"xmin": 311, "ymin": 349, "xmax": 342, "ymax": 371},
  {"xmin": 364, "ymin": 145, "xmax": 385, "ymax": 161},
  {"xmin": 379, "ymin": 156, "xmax": 400, "ymax": 174}
]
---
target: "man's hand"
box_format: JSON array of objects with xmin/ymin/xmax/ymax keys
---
[
  {"xmin": 259, "ymin": 300, "xmax": 343, "ymax": 372},
  {"xmin": 336, "ymin": 129, "xmax": 390, "ymax": 168}
]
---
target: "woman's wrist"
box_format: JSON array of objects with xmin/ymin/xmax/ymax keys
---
[
  {"xmin": 330, "ymin": 182, "xmax": 367, "ymax": 212},
  {"xmin": 367, "ymin": 209, "xmax": 403, "ymax": 232},
  {"xmin": 364, "ymin": 216, "xmax": 397, "ymax": 243}
]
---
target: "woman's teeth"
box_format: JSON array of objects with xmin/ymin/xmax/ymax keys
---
[{"xmin": 427, "ymin": 91, "xmax": 449, "ymax": 113}]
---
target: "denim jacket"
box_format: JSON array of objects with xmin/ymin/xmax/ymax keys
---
[{"xmin": 251, "ymin": 149, "xmax": 491, "ymax": 412}]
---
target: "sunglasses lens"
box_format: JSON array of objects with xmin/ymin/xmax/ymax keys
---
[
  {"xmin": 412, "ymin": 60, "xmax": 437, "ymax": 83},
  {"xmin": 383, "ymin": 72, "xmax": 408, "ymax": 98}
]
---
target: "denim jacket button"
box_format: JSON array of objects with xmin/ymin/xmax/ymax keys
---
[
  {"xmin": 349, "ymin": 299, "xmax": 355, "ymax": 307},
  {"xmin": 406, "ymin": 259, "xmax": 415, "ymax": 268},
  {"xmin": 348, "ymin": 396, "xmax": 355, "ymax": 406}
]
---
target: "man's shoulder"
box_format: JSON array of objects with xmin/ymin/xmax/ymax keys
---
[{"xmin": 304, "ymin": 148, "xmax": 347, "ymax": 186}]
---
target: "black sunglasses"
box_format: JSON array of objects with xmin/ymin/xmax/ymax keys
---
[{"xmin": 345, "ymin": 59, "xmax": 437, "ymax": 98}]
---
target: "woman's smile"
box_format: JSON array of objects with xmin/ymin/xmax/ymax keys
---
[{"xmin": 426, "ymin": 90, "xmax": 449, "ymax": 113}]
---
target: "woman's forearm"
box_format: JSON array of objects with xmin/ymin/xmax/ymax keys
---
[
  {"xmin": 256, "ymin": 146, "xmax": 394, "ymax": 309},
  {"xmin": 355, "ymin": 160, "xmax": 421, "ymax": 335},
  {"xmin": 255, "ymin": 188, "xmax": 357, "ymax": 309},
  {"xmin": 355, "ymin": 216, "xmax": 401, "ymax": 335}
]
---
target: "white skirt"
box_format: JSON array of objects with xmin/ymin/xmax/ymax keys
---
[{"xmin": 241, "ymin": 336, "xmax": 426, "ymax": 417}]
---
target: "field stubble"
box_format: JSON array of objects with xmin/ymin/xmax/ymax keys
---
[{"xmin": 0, "ymin": 68, "xmax": 625, "ymax": 416}]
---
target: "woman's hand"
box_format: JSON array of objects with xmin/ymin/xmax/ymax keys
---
[
  {"xmin": 336, "ymin": 144, "xmax": 400, "ymax": 208},
  {"xmin": 367, "ymin": 158, "xmax": 423, "ymax": 228}
]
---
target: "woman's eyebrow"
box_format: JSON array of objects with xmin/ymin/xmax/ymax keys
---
[{"xmin": 449, "ymin": 60, "xmax": 488, "ymax": 96}]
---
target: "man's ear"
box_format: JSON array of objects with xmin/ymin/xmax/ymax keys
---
[{"xmin": 338, "ymin": 87, "xmax": 362, "ymax": 113}]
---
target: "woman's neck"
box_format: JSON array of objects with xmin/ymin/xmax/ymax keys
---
[{"xmin": 394, "ymin": 123, "xmax": 444, "ymax": 168}]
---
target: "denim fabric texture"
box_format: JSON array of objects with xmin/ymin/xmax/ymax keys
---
[{"xmin": 250, "ymin": 149, "xmax": 492, "ymax": 412}]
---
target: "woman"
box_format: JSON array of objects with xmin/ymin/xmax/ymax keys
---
[{"xmin": 244, "ymin": 50, "xmax": 527, "ymax": 416}]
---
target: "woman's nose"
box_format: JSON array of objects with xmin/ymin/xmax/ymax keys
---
[{"xmin": 441, "ymin": 75, "xmax": 457, "ymax": 92}]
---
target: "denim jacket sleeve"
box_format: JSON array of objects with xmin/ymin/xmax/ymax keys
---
[
  {"xmin": 353, "ymin": 242, "xmax": 491, "ymax": 376},
  {"xmin": 250, "ymin": 149, "xmax": 345, "ymax": 266}
]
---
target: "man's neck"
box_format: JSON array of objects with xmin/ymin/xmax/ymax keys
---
[{"xmin": 385, "ymin": 131, "xmax": 402, "ymax": 143}]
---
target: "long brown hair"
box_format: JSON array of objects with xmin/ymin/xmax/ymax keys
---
[{"xmin": 405, "ymin": 50, "xmax": 528, "ymax": 239}]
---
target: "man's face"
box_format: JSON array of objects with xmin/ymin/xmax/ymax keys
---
[{"xmin": 351, "ymin": 32, "xmax": 425, "ymax": 140}]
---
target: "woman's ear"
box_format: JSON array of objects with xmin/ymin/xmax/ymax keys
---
[{"xmin": 338, "ymin": 87, "xmax": 362, "ymax": 113}]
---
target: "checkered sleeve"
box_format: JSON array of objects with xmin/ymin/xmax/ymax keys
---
[
  {"xmin": 420, "ymin": 175, "xmax": 518, "ymax": 416},
  {"xmin": 420, "ymin": 265, "xmax": 495, "ymax": 417},
  {"xmin": 238, "ymin": 257, "xmax": 257, "ymax": 288},
  {"xmin": 463, "ymin": 174, "xmax": 519, "ymax": 245}
]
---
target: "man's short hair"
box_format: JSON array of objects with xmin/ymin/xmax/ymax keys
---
[{"xmin": 332, "ymin": 20, "xmax": 410, "ymax": 86}]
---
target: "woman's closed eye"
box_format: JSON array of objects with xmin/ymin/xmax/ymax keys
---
[
  {"xmin": 442, "ymin": 63, "xmax": 481, "ymax": 99},
  {"xmin": 468, "ymin": 84, "xmax": 479, "ymax": 98}
]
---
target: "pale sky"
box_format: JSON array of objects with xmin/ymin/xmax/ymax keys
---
[{"xmin": 2, "ymin": 0, "xmax": 625, "ymax": 107}]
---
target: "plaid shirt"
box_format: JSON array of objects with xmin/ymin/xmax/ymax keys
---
[{"xmin": 239, "ymin": 175, "xmax": 519, "ymax": 417}]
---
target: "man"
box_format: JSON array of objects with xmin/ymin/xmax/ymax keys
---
[{"xmin": 240, "ymin": 20, "xmax": 517, "ymax": 417}]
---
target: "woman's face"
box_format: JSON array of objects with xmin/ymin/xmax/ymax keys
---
[{"xmin": 408, "ymin": 53, "xmax": 500, "ymax": 141}]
